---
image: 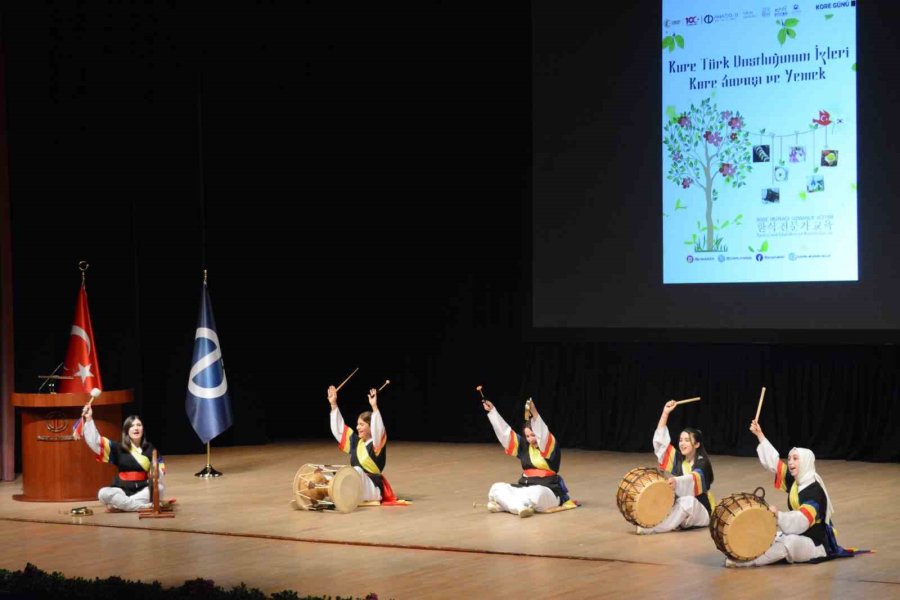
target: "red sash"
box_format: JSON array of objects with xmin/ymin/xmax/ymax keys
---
[
  {"xmin": 523, "ymin": 468, "xmax": 555, "ymax": 478},
  {"xmin": 118, "ymin": 471, "xmax": 148, "ymax": 481}
]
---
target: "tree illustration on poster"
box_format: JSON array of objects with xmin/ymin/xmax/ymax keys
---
[{"xmin": 664, "ymin": 97, "xmax": 753, "ymax": 252}]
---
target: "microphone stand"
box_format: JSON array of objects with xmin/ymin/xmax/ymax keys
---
[{"xmin": 37, "ymin": 362, "xmax": 72, "ymax": 393}]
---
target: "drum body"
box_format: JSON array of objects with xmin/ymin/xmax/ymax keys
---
[
  {"xmin": 709, "ymin": 489, "xmax": 777, "ymax": 561},
  {"xmin": 616, "ymin": 467, "xmax": 674, "ymax": 527},
  {"xmin": 292, "ymin": 464, "xmax": 363, "ymax": 513}
]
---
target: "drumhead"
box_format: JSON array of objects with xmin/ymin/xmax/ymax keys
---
[
  {"xmin": 329, "ymin": 466, "xmax": 364, "ymax": 513},
  {"xmin": 633, "ymin": 480, "xmax": 673, "ymax": 527},
  {"xmin": 718, "ymin": 505, "xmax": 776, "ymax": 561},
  {"xmin": 616, "ymin": 468, "xmax": 673, "ymax": 527}
]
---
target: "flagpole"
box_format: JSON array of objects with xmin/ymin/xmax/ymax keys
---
[
  {"xmin": 195, "ymin": 442, "xmax": 222, "ymax": 478},
  {"xmin": 191, "ymin": 80, "xmax": 229, "ymax": 478},
  {"xmin": 194, "ymin": 271, "xmax": 222, "ymax": 478}
]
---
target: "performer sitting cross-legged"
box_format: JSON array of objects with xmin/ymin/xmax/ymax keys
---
[
  {"xmin": 637, "ymin": 399, "xmax": 715, "ymax": 534},
  {"xmin": 328, "ymin": 385, "xmax": 405, "ymax": 504},
  {"xmin": 80, "ymin": 403, "xmax": 166, "ymax": 512},
  {"xmin": 481, "ymin": 398, "xmax": 572, "ymax": 517},
  {"xmin": 725, "ymin": 419, "xmax": 868, "ymax": 567}
]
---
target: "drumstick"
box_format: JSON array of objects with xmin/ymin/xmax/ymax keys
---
[
  {"xmin": 754, "ymin": 387, "xmax": 766, "ymax": 422},
  {"xmin": 335, "ymin": 367, "xmax": 359, "ymax": 392},
  {"xmin": 475, "ymin": 385, "xmax": 486, "ymax": 400},
  {"xmin": 378, "ymin": 379, "xmax": 391, "ymax": 392},
  {"xmin": 673, "ymin": 396, "xmax": 701, "ymax": 406}
]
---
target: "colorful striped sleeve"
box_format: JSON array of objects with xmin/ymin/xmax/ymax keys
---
[
  {"xmin": 337, "ymin": 426, "xmax": 353, "ymax": 454},
  {"xmin": 540, "ymin": 432, "xmax": 556, "ymax": 458},
  {"xmin": 95, "ymin": 435, "xmax": 111, "ymax": 463},
  {"xmin": 487, "ymin": 408, "xmax": 519, "ymax": 456},
  {"xmin": 658, "ymin": 445, "xmax": 676, "ymax": 473},
  {"xmin": 505, "ymin": 430, "xmax": 520, "ymax": 457},
  {"xmin": 528, "ymin": 412, "xmax": 556, "ymax": 458},
  {"xmin": 370, "ymin": 410, "xmax": 387, "ymax": 456},
  {"xmin": 690, "ymin": 467, "xmax": 708, "ymax": 495},
  {"xmin": 798, "ymin": 500, "xmax": 820, "ymax": 526},
  {"xmin": 774, "ymin": 459, "xmax": 789, "ymax": 492}
]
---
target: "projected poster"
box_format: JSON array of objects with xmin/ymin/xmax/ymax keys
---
[{"xmin": 661, "ymin": 1, "xmax": 857, "ymax": 284}]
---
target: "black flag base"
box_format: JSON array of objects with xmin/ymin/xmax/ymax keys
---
[{"xmin": 194, "ymin": 464, "xmax": 223, "ymax": 478}]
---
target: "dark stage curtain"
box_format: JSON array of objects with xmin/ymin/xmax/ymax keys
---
[{"xmin": 514, "ymin": 342, "xmax": 900, "ymax": 462}]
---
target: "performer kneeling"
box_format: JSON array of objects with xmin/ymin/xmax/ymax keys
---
[
  {"xmin": 80, "ymin": 403, "xmax": 165, "ymax": 512},
  {"xmin": 328, "ymin": 385, "xmax": 403, "ymax": 504},
  {"xmin": 482, "ymin": 398, "xmax": 570, "ymax": 517},
  {"xmin": 726, "ymin": 419, "xmax": 864, "ymax": 567},
  {"xmin": 638, "ymin": 399, "xmax": 715, "ymax": 534}
]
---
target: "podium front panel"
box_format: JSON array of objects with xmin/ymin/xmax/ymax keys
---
[{"xmin": 12, "ymin": 391, "xmax": 132, "ymax": 502}]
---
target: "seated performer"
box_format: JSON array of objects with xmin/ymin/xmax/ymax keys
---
[
  {"xmin": 79, "ymin": 403, "xmax": 166, "ymax": 512},
  {"xmin": 328, "ymin": 385, "xmax": 404, "ymax": 504},
  {"xmin": 725, "ymin": 419, "xmax": 865, "ymax": 567},
  {"xmin": 482, "ymin": 398, "xmax": 572, "ymax": 517},
  {"xmin": 638, "ymin": 399, "xmax": 715, "ymax": 534}
]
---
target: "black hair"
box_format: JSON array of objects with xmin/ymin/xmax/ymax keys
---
[
  {"xmin": 120, "ymin": 415, "xmax": 150, "ymax": 452},
  {"xmin": 682, "ymin": 427, "xmax": 714, "ymax": 487}
]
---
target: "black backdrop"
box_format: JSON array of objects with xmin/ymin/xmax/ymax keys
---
[{"xmin": 3, "ymin": 1, "xmax": 898, "ymax": 463}]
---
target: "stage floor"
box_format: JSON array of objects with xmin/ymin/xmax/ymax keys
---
[{"xmin": 1, "ymin": 440, "xmax": 897, "ymax": 599}]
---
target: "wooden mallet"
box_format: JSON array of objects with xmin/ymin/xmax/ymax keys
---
[
  {"xmin": 475, "ymin": 385, "xmax": 486, "ymax": 400},
  {"xmin": 378, "ymin": 379, "xmax": 391, "ymax": 392},
  {"xmin": 754, "ymin": 387, "xmax": 767, "ymax": 422},
  {"xmin": 87, "ymin": 387, "xmax": 101, "ymax": 405},
  {"xmin": 72, "ymin": 388, "xmax": 102, "ymax": 440},
  {"xmin": 674, "ymin": 396, "xmax": 701, "ymax": 406}
]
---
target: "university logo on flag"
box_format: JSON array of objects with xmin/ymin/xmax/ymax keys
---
[
  {"xmin": 59, "ymin": 284, "xmax": 103, "ymax": 394},
  {"xmin": 185, "ymin": 282, "xmax": 233, "ymax": 444}
]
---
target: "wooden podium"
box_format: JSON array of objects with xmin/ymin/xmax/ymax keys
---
[{"xmin": 11, "ymin": 390, "xmax": 133, "ymax": 502}]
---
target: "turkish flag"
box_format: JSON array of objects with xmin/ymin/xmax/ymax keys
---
[{"xmin": 58, "ymin": 285, "xmax": 103, "ymax": 393}]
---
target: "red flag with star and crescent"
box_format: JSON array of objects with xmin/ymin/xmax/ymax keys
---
[{"xmin": 58, "ymin": 284, "xmax": 103, "ymax": 394}]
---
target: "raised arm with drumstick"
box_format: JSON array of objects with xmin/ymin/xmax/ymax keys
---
[
  {"xmin": 725, "ymin": 417, "xmax": 869, "ymax": 567},
  {"xmin": 480, "ymin": 390, "xmax": 576, "ymax": 517},
  {"xmin": 327, "ymin": 375, "xmax": 406, "ymax": 505},
  {"xmin": 79, "ymin": 398, "xmax": 168, "ymax": 512},
  {"xmin": 638, "ymin": 397, "xmax": 714, "ymax": 535}
]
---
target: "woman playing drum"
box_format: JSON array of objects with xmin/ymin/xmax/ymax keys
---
[
  {"xmin": 328, "ymin": 385, "xmax": 402, "ymax": 504},
  {"xmin": 481, "ymin": 398, "xmax": 571, "ymax": 517},
  {"xmin": 637, "ymin": 399, "xmax": 715, "ymax": 534},
  {"xmin": 725, "ymin": 419, "xmax": 860, "ymax": 567}
]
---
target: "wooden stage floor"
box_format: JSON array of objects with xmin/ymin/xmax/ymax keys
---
[{"xmin": 1, "ymin": 441, "xmax": 897, "ymax": 599}]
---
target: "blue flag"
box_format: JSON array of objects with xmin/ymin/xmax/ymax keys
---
[{"xmin": 186, "ymin": 282, "xmax": 233, "ymax": 444}]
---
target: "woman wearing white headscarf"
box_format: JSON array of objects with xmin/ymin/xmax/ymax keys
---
[{"xmin": 725, "ymin": 419, "xmax": 836, "ymax": 567}]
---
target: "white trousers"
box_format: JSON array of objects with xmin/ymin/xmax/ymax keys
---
[
  {"xmin": 641, "ymin": 495, "xmax": 710, "ymax": 534},
  {"xmin": 727, "ymin": 532, "xmax": 826, "ymax": 567},
  {"xmin": 354, "ymin": 466, "xmax": 382, "ymax": 502},
  {"xmin": 98, "ymin": 482, "xmax": 165, "ymax": 512},
  {"xmin": 488, "ymin": 482, "xmax": 559, "ymax": 514}
]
